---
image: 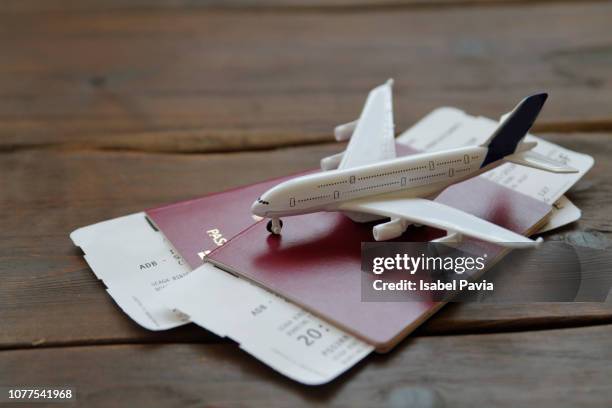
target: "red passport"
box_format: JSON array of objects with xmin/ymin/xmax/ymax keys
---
[
  {"xmin": 147, "ymin": 170, "xmax": 550, "ymax": 351},
  {"xmin": 204, "ymin": 177, "xmax": 550, "ymax": 350}
]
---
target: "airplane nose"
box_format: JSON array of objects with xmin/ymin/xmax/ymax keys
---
[{"xmin": 251, "ymin": 200, "xmax": 264, "ymax": 216}]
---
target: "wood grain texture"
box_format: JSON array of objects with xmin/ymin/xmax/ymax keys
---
[
  {"xmin": 2, "ymin": 1, "xmax": 611, "ymax": 402},
  {"xmin": 2, "ymin": 0, "xmax": 599, "ymax": 14},
  {"xmin": 1, "ymin": 133, "xmax": 610, "ymax": 349},
  {"xmin": 3, "ymin": 324, "xmax": 612, "ymax": 407},
  {"xmin": 1, "ymin": 2, "xmax": 612, "ymax": 152}
]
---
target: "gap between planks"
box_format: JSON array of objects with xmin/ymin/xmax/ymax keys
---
[
  {"xmin": 3, "ymin": 314, "xmax": 612, "ymax": 352},
  {"xmin": 1, "ymin": 122, "xmax": 612, "ymax": 156},
  {"xmin": 2, "ymin": 0, "xmax": 611, "ymax": 15}
]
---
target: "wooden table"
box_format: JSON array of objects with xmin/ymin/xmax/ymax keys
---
[{"xmin": 2, "ymin": 1, "xmax": 612, "ymax": 406}]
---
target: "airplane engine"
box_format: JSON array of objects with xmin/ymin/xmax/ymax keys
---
[
  {"xmin": 334, "ymin": 120, "xmax": 358, "ymax": 141},
  {"xmin": 372, "ymin": 219, "xmax": 408, "ymax": 241},
  {"xmin": 320, "ymin": 151, "xmax": 345, "ymax": 171}
]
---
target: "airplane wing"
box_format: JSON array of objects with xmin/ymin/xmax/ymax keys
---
[
  {"xmin": 340, "ymin": 197, "xmax": 542, "ymax": 248},
  {"xmin": 338, "ymin": 80, "xmax": 396, "ymax": 170}
]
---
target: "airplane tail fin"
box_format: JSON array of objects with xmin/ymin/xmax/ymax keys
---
[{"xmin": 480, "ymin": 93, "xmax": 548, "ymax": 167}]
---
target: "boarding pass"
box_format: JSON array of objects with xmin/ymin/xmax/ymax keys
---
[{"xmin": 71, "ymin": 213, "xmax": 372, "ymax": 385}]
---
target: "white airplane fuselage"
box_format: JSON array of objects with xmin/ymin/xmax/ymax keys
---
[{"xmin": 252, "ymin": 146, "xmax": 488, "ymax": 219}]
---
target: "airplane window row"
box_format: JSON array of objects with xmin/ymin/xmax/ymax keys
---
[
  {"xmin": 408, "ymin": 172, "xmax": 447, "ymax": 182},
  {"xmin": 435, "ymin": 158, "xmax": 464, "ymax": 166},
  {"xmin": 357, "ymin": 165, "xmax": 428, "ymax": 181}
]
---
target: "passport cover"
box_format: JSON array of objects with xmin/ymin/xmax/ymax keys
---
[{"xmin": 204, "ymin": 177, "xmax": 551, "ymax": 350}]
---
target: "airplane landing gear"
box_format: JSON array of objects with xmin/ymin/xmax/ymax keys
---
[{"xmin": 266, "ymin": 218, "xmax": 283, "ymax": 235}]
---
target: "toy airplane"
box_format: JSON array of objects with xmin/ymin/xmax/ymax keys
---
[{"xmin": 251, "ymin": 80, "xmax": 577, "ymax": 248}]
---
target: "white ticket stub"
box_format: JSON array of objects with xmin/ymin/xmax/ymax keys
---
[
  {"xmin": 71, "ymin": 213, "xmax": 372, "ymax": 384},
  {"xmin": 539, "ymin": 195, "xmax": 581, "ymax": 233},
  {"xmin": 71, "ymin": 213, "xmax": 192, "ymax": 330},
  {"xmin": 160, "ymin": 264, "xmax": 373, "ymax": 385}
]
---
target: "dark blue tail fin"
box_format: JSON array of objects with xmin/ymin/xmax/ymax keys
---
[{"xmin": 481, "ymin": 93, "xmax": 548, "ymax": 167}]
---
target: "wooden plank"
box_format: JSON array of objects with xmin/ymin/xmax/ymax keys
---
[
  {"xmin": 2, "ymin": 324, "xmax": 612, "ymax": 406},
  {"xmin": 1, "ymin": 3, "xmax": 612, "ymax": 152},
  {"xmin": 1, "ymin": 133, "xmax": 610, "ymax": 349},
  {"xmin": 0, "ymin": 0, "xmax": 594, "ymax": 14},
  {"xmin": 0, "ymin": 252, "xmax": 217, "ymax": 349}
]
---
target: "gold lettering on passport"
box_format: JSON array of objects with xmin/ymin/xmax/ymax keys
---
[
  {"xmin": 198, "ymin": 228, "xmax": 228, "ymax": 260},
  {"xmin": 207, "ymin": 228, "xmax": 228, "ymax": 246}
]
